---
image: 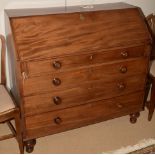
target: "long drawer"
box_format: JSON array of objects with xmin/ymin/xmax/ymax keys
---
[
  {"xmin": 22, "ymin": 58, "xmax": 147, "ymax": 96},
  {"xmin": 24, "ymin": 74, "xmax": 146, "ymax": 116},
  {"xmin": 25, "ymin": 92, "xmax": 144, "ymax": 140},
  {"xmin": 25, "ymin": 45, "xmax": 147, "ymax": 77}
]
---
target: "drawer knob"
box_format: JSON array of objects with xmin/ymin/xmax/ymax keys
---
[
  {"xmin": 53, "ymin": 78, "xmax": 61, "ymax": 86},
  {"xmin": 53, "ymin": 61, "xmax": 61, "ymax": 69},
  {"xmin": 120, "ymin": 66, "xmax": 127, "ymax": 73},
  {"xmin": 121, "ymin": 51, "xmax": 128, "ymax": 58},
  {"xmin": 117, "ymin": 83, "xmax": 126, "ymax": 90},
  {"xmin": 53, "ymin": 96, "xmax": 62, "ymax": 105},
  {"xmin": 54, "ymin": 117, "xmax": 62, "ymax": 125}
]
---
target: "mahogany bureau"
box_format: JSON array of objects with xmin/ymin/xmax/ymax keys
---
[{"xmin": 5, "ymin": 3, "xmax": 152, "ymax": 152}]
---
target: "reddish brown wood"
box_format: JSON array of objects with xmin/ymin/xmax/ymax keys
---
[
  {"xmin": 24, "ymin": 46, "xmax": 147, "ymax": 77},
  {"xmin": 10, "ymin": 8, "xmax": 151, "ymax": 61},
  {"xmin": 147, "ymin": 75, "xmax": 155, "ymax": 121},
  {"xmin": 23, "ymin": 75, "xmax": 145, "ymax": 116},
  {"xmin": 145, "ymin": 14, "xmax": 155, "ymax": 120},
  {"xmin": 5, "ymin": 3, "xmax": 152, "ymax": 151},
  {"xmin": 25, "ymin": 92, "xmax": 143, "ymax": 140},
  {"xmin": 22, "ymin": 58, "xmax": 147, "ymax": 96},
  {"xmin": 0, "ymin": 35, "xmax": 6, "ymax": 85},
  {"xmin": 25, "ymin": 139, "xmax": 36, "ymax": 153},
  {"xmin": 7, "ymin": 121, "xmax": 16, "ymax": 137},
  {"xmin": 146, "ymin": 14, "xmax": 155, "ymax": 59},
  {"xmin": 130, "ymin": 112, "xmax": 140, "ymax": 123}
]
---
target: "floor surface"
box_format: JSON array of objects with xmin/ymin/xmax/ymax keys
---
[{"xmin": 0, "ymin": 110, "xmax": 155, "ymax": 154}]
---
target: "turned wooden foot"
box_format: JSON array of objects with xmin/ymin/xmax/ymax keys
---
[
  {"xmin": 130, "ymin": 112, "xmax": 140, "ymax": 124},
  {"xmin": 25, "ymin": 139, "xmax": 36, "ymax": 153}
]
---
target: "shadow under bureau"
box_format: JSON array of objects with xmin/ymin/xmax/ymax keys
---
[{"xmin": 5, "ymin": 2, "xmax": 152, "ymax": 153}]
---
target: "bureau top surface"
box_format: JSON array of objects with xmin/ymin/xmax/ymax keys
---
[
  {"xmin": 6, "ymin": 3, "xmax": 151, "ymax": 61},
  {"xmin": 5, "ymin": 3, "xmax": 136, "ymax": 17}
]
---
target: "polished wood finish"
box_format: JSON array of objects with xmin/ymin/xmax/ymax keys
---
[
  {"xmin": 25, "ymin": 92, "xmax": 144, "ymax": 139},
  {"xmin": 23, "ymin": 75, "xmax": 145, "ymax": 116},
  {"xmin": 5, "ymin": 9, "xmax": 27, "ymax": 147},
  {"xmin": 5, "ymin": 3, "xmax": 152, "ymax": 152},
  {"xmin": 10, "ymin": 8, "xmax": 151, "ymax": 61},
  {"xmin": 23, "ymin": 58, "xmax": 147, "ymax": 96},
  {"xmin": 0, "ymin": 35, "xmax": 24, "ymax": 153},
  {"xmin": 0, "ymin": 133, "xmax": 14, "ymax": 141},
  {"xmin": 22, "ymin": 46, "xmax": 147, "ymax": 77},
  {"xmin": 24, "ymin": 139, "xmax": 36, "ymax": 153},
  {"xmin": 130, "ymin": 112, "xmax": 140, "ymax": 124},
  {"xmin": 146, "ymin": 14, "xmax": 155, "ymax": 59}
]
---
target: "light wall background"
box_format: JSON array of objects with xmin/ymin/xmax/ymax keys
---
[
  {"xmin": 1, "ymin": 0, "xmax": 155, "ymax": 34},
  {"xmin": 0, "ymin": 0, "xmax": 155, "ymax": 87}
]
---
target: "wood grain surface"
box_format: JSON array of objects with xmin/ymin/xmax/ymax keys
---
[
  {"xmin": 23, "ymin": 74, "xmax": 146, "ymax": 116},
  {"xmin": 22, "ymin": 58, "xmax": 147, "ymax": 96},
  {"xmin": 5, "ymin": 3, "xmax": 152, "ymax": 145},
  {"xmin": 10, "ymin": 9, "xmax": 150, "ymax": 61},
  {"xmin": 24, "ymin": 45, "xmax": 148, "ymax": 77},
  {"xmin": 25, "ymin": 92, "xmax": 144, "ymax": 140}
]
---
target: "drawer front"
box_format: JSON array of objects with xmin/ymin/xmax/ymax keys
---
[
  {"xmin": 25, "ymin": 92, "xmax": 144, "ymax": 139},
  {"xmin": 24, "ymin": 74, "xmax": 146, "ymax": 116},
  {"xmin": 25, "ymin": 46, "xmax": 147, "ymax": 77},
  {"xmin": 22, "ymin": 58, "xmax": 147, "ymax": 96}
]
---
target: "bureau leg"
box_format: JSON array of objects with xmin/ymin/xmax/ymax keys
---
[
  {"xmin": 25, "ymin": 139, "xmax": 36, "ymax": 153},
  {"xmin": 130, "ymin": 112, "xmax": 140, "ymax": 124}
]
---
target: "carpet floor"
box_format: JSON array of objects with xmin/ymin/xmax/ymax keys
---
[
  {"xmin": 0, "ymin": 110, "xmax": 155, "ymax": 154},
  {"xmin": 130, "ymin": 145, "xmax": 155, "ymax": 154}
]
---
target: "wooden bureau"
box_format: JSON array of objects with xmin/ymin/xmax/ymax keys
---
[{"xmin": 5, "ymin": 2, "xmax": 152, "ymax": 152}]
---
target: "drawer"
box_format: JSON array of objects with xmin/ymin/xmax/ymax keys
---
[
  {"xmin": 24, "ymin": 74, "xmax": 146, "ymax": 116},
  {"xmin": 24, "ymin": 46, "xmax": 148, "ymax": 77},
  {"xmin": 25, "ymin": 92, "xmax": 144, "ymax": 139},
  {"xmin": 22, "ymin": 58, "xmax": 147, "ymax": 96}
]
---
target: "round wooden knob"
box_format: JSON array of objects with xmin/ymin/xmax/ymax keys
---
[
  {"xmin": 120, "ymin": 66, "xmax": 127, "ymax": 73},
  {"xmin": 117, "ymin": 83, "xmax": 126, "ymax": 90},
  {"xmin": 53, "ymin": 61, "xmax": 61, "ymax": 69},
  {"xmin": 53, "ymin": 78, "xmax": 61, "ymax": 86},
  {"xmin": 121, "ymin": 51, "xmax": 128, "ymax": 58},
  {"xmin": 54, "ymin": 117, "xmax": 62, "ymax": 125},
  {"xmin": 53, "ymin": 96, "xmax": 62, "ymax": 105}
]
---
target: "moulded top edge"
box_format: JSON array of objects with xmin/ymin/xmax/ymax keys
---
[{"xmin": 5, "ymin": 2, "xmax": 136, "ymax": 18}]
